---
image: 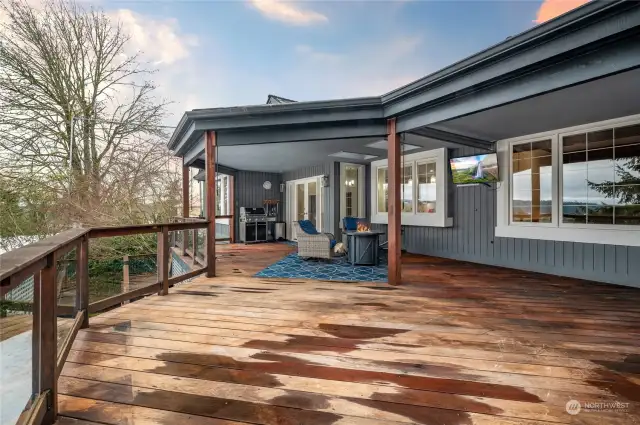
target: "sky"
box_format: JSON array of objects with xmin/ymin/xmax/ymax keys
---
[{"xmin": 97, "ymin": 0, "xmax": 590, "ymax": 126}]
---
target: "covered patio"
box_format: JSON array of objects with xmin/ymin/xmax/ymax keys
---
[
  {"xmin": 169, "ymin": 0, "xmax": 640, "ymax": 288},
  {"xmin": 57, "ymin": 243, "xmax": 640, "ymax": 424}
]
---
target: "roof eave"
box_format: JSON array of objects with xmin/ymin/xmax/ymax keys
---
[{"xmin": 381, "ymin": 0, "xmax": 628, "ymax": 104}]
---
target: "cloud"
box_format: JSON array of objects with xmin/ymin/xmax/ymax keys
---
[
  {"xmin": 534, "ymin": 0, "xmax": 590, "ymax": 24},
  {"xmin": 112, "ymin": 9, "xmax": 198, "ymax": 65},
  {"xmin": 248, "ymin": 0, "xmax": 328, "ymax": 25},
  {"xmin": 104, "ymin": 9, "xmax": 205, "ymax": 125}
]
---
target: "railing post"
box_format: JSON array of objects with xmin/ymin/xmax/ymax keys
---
[
  {"xmin": 157, "ymin": 226, "xmax": 169, "ymax": 295},
  {"xmin": 122, "ymin": 255, "xmax": 130, "ymax": 305},
  {"xmin": 181, "ymin": 219, "xmax": 187, "ymax": 257},
  {"xmin": 40, "ymin": 253, "xmax": 57, "ymax": 424},
  {"xmin": 192, "ymin": 228, "xmax": 198, "ymax": 260},
  {"xmin": 75, "ymin": 235, "xmax": 89, "ymax": 328}
]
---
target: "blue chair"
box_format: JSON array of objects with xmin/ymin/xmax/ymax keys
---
[{"xmin": 342, "ymin": 217, "xmax": 367, "ymax": 248}]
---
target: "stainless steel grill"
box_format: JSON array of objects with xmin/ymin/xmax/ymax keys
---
[
  {"xmin": 239, "ymin": 207, "xmax": 268, "ymax": 243},
  {"xmin": 239, "ymin": 207, "xmax": 267, "ymax": 223}
]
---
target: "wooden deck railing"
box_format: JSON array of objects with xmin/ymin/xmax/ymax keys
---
[
  {"xmin": 170, "ymin": 215, "xmax": 234, "ymax": 265},
  {"xmin": 0, "ymin": 220, "xmax": 210, "ymax": 425}
]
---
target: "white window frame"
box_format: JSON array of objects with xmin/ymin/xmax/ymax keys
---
[
  {"xmin": 340, "ymin": 163, "xmax": 365, "ymax": 220},
  {"xmin": 215, "ymin": 174, "xmax": 231, "ymax": 216},
  {"xmin": 496, "ymin": 113, "xmax": 640, "ymax": 246},
  {"xmin": 370, "ymin": 148, "xmax": 452, "ymax": 227},
  {"xmin": 285, "ymin": 175, "xmax": 324, "ymax": 239}
]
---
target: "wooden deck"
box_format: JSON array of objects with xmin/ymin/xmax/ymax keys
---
[{"xmin": 58, "ymin": 243, "xmax": 640, "ymax": 424}]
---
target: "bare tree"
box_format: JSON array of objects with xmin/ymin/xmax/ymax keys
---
[{"xmin": 0, "ymin": 0, "xmax": 180, "ymax": 242}]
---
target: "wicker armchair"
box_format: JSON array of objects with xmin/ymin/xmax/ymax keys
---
[{"xmin": 294, "ymin": 221, "xmax": 335, "ymax": 260}]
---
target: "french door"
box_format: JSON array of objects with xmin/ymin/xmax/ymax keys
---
[{"xmin": 286, "ymin": 176, "xmax": 323, "ymax": 239}]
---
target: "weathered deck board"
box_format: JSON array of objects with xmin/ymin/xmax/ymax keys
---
[{"xmin": 58, "ymin": 243, "xmax": 640, "ymax": 424}]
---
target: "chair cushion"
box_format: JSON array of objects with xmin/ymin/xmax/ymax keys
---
[
  {"xmin": 298, "ymin": 220, "xmax": 319, "ymax": 235},
  {"xmin": 343, "ymin": 217, "xmax": 359, "ymax": 231}
]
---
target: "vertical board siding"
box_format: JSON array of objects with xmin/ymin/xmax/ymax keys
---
[
  {"xmin": 235, "ymin": 171, "xmax": 284, "ymax": 241},
  {"xmin": 371, "ymin": 146, "xmax": 637, "ymax": 288}
]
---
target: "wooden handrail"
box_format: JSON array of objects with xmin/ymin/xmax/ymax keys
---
[
  {"xmin": 0, "ymin": 220, "xmax": 213, "ymax": 425},
  {"xmin": 0, "ymin": 228, "xmax": 87, "ymax": 295},
  {"xmin": 89, "ymin": 220, "xmax": 208, "ymax": 238}
]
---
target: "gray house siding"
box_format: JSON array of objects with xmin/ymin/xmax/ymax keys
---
[
  {"xmin": 234, "ymin": 171, "xmax": 284, "ymax": 242},
  {"xmin": 372, "ymin": 146, "xmax": 640, "ymax": 288}
]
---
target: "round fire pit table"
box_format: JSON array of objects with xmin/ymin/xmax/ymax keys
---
[{"xmin": 345, "ymin": 231, "xmax": 385, "ymax": 266}]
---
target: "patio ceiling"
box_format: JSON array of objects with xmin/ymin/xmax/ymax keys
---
[
  {"xmin": 196, "ymin": 132, "xmax": 465, "ymax": 173},
  {"xmin": 426, "ymin": 68, "xmax": 640, "ymax": 141}
]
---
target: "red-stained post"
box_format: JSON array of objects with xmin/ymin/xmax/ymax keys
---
[
  {"xmin": 205, "ymin": 130, "xmax": 217, "ymax": 277},
  {"xmin": 387, "ymin": 118, "xmax": 402, "ymax": 286},
  {"xmin": 40, "ymin": 253, "xmax": 58, "ymax": 424},
  {"xmin": 182, "ymin": 161, "xmax": 189, "ymax": 256},
  {"xmin": 229, "ymin": 175, "xmax": 236, "ymax": 243}
]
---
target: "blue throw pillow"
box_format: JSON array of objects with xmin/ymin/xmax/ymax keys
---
[
  {"xmin": 298, "ymin": 220, "xmax": 318, "ymax": 235},
  {"xmin": 330, "ymin": 240, "xmax": 337, "ymax": 249}
]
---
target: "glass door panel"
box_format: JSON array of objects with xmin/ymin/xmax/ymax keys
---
[
  {"xmin": 307, "ymin": 181, "xmax": 317, "ymax": 227},
  {"xmin": 296, "ymin": 183, "xmax": 305, "ymax": 221}
]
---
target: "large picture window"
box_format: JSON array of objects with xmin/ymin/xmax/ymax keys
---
[
  {"xmin": 511, "ymin": 139, "xmax": 552, "ymax": 223},
  {"xmin": 561, "ymin": 125, "xmax": 640, "ymax": 225},
  {"xmin": 497, "ymin": 114, "xmax": 640, "ymax": 246},
  {"xmin": 417, "ymin": 162, "xmax": 437, "ymax": 213},
  {"xmin": 371, "ymin": 148, "xmax": 451, "ymax": 227}
]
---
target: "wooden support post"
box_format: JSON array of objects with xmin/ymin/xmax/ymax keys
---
[
  {"xmin": 229, "ymin": 175, "xmax": 236, "ymax": 243},
  {"xmin": 157, "ymin": 226, "xmax": 169, "ymax": 295},
  {"xmin": 40, "ymin": 253, "xmax": 57, "ymax": 424},
  {"xmin": 205, "ymin": 130, "xmax": 216, "ymax": 277},
  {"xmin": 75, "ymin": 235, "xmax": 89, "ymax": 328},
  {"xmin": 122, "ymin": 255, "xmax": 130, "ymax": 305},
  {"xmin": 182, "ymin": 161, "xmax": 189, "ymax": 256},
  {"xmin": 387, "ymin": 118, "xmax": 402, "ymax": 286}
]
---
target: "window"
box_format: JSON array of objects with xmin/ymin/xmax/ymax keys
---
[
  {"xmin": 511, "ymin": 139, "xmax": 552, "ymax": 223},
  {"xmin": 346, "ymin": 192, "xmax": 353, "ymax": 216},
  {"xmin": 417, "ymin": 162, "xmax": 437, "ymax": 213},
  {"xmin": 341, "ymin": 163, "xmax": 365, "ymax": 219},
  {"xmin": 214, "ymin": 174, "xmax": 231, "ymax": 216},
  {"xmin": 497, "ymin": 114, "xmax": 640, "ymax": 246},
  {"xmin": 377, "ymin": 167, "xmax": 388, "ymax": 213},
  {"xmin": 371, "ymin": 148, "xmax": 451, "ymax": 227},
  {"xmin": 561, "ymin": 126, "xmax": 640, "ymax": 225},
  {"xmin": 402, "ymin": 165, "xmax": 413, "ymax": 213}
]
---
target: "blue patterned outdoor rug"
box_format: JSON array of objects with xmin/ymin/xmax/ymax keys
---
[{"xmin": 255, "ymin": 253, "xmax": 388, "ymax": 283}]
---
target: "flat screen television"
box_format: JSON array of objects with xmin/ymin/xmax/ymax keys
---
[{"xmin": 450, "ymin": 153, "xmax": 499, "ymax": 184}]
